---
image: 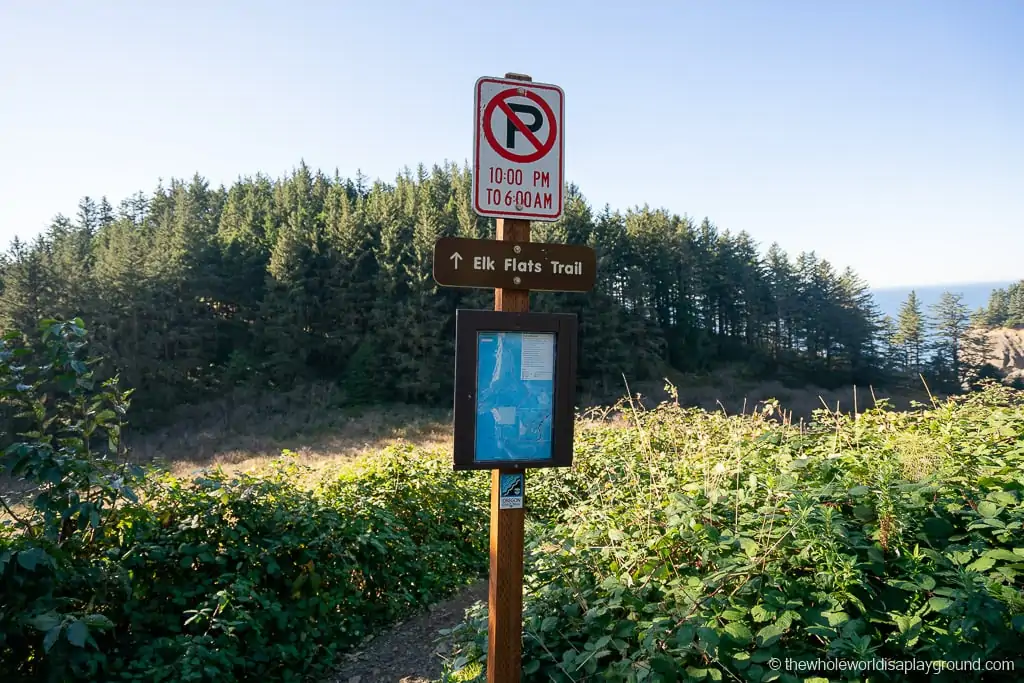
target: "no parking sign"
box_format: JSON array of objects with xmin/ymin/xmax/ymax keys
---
[{"xmin": 473, "ymin": 76, "xmax": 564, "ymax": 221}]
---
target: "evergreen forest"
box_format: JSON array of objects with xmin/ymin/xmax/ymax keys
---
[
  {"xmin": 0, "ymin": 162, "xmax": 1005, "ymax": 426},
  {"xmin": 976, "ymin": 281, "xmax": 1024, "ymax": 329}
]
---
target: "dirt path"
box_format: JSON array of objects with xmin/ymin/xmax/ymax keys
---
[{"xmin": 329, "ymin": 581, "xmax": 487, "ymax": 683}]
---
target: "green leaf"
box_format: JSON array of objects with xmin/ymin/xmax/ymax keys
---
[
  {"xmin": 948, "ymin": 550, "xmax": 973, "ymax": 565},
  {"xmin": 65, "ymin": 620, "xmax": 88, "ymax": 648},
  {"xmin": 614, "ymin": 619, "xmax": 635, "ymax": 638},
  {"xmin": 17, "ymin": 547, "xmax": 47, "ymax": 571},
  {"xmin": 987, "ymin": 491, "xmax": 1017, "ymax": 505},
  {"xmin": 738, "ymin": 537, "xmax": 759, "ymax": 557},
  {"xmin": 724, "ymin": 622, "xmax": 752, "ymax": 643},
  {"xmin": 675, "ymin": 623, "xmax": 696, "ymax": 645},
  {"xmin": 824, "ymin": 611, "xmax": 850, "ymax": 627},
  {"xmin": 983, "ymin": 549, "xmax": 1022, "ymax": 562},
  {"xmin": 523, "ymin": 659, "xmax": 540, "ymax": 674},
  {"xmin": 848, "ymin": 485, "xmax": 870, "ymax": 497},
  {"xmin": 894, "ymin": 614, "xmax": 921, "ymax": 634},
  {"xmin": 28, "ymin": 612, "xmax": 61, "ymax": 632},
  {"xmin": 43, "ymin": 625, "xmax": 62, "ymax": 653},
  {"xmin": 977, "ymin": 501, "xmax": 1000, "ymax": 518},
  {"xmin": 608, "ymin": 528, "xmax": 625, "ymax": 541},
  {"xmin": 83, "ymin": 614, "xmax": 114, "ymax": 629},
  {"xmin": 928, "ymin": 597, "xmax": 953, "ymax": 612},
  {"xmin": 696, "ymin": 626, "xmax": 720, "ymax": 648},
  {"xmin": 541, "ymin": 616, "xmax": 558, "ymax": 632},
  {"xmin": 755, "ymin": 622, "xmax": 786, "ymax": 647},
  {"xmin": 853, "ymin": 504, "xmax": 874, "ymax": 521},
  {"xmin": 967, "ymin": 556, "xmax": 997, "ymax": 572}
]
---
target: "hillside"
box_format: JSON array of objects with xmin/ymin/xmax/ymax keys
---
[{"xmin": 2, "ymin": 163, "xmax": 973, "ymax": 435}]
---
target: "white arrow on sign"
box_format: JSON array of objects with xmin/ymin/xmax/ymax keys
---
[{"xmin": 450, "ymin": 252, "xmax": 463, "ymax": 269}]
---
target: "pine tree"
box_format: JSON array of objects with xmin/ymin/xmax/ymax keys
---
[
  {"xmin": 1008, "ymin": 282, "xmax": 1024, "ymax": 327},
  {"xmin": 835, "ymin": 267, "xmax": 884, "ymax": 383},
  {"xmin": 76, "ymin": 197, "xmax": 100, "ymax": 238},
  {"xmin": 878, "ymin": 315, "xmax": 903, "ymax": 376},
  {"xmin": 91, "ymin": 217, "xmax": 152, "ymax": 392},
  {"xmin": 929, "ymin": 291, "xmax": 982, "ymax": 392},
  {"xmin": 764, "ymin": 243, "xmax": 798, "ymax": 357},
  {"xmin": 0, "ymin": 236, "xmax": 55, "ymax": 333},
  {"xmin": 258, "ymin": 166, "xmax": 328, "ymax": 385},
  {"xmin": 894, "ymin": 291, "xmax": 926, "ymax": 374}
]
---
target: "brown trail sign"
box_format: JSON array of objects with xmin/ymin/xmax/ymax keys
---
[
  {"xmin": 434, "ymin": 72, "xmax": 593, "ymax": 683},
  {"xmin": 433, "ymin": 236, "xmax": 596, "ymax": 292}
]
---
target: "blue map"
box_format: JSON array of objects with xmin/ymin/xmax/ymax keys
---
[{"xmin": 475, "ymin": 331, "xmax": 556, "ymax": 463}]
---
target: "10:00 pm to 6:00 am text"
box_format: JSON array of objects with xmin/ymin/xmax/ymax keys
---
[{"xmin": 484, "ymin": 167, "xmax": 554, "ymax": 209}]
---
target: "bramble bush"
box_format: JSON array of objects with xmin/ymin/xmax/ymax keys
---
[
  {"xmin": 1, "ymin": 320, "xmax": 489, "ymax": 682},
  {"xmin": 442, "ymin": 385, "xmax": 1024, "ymax": 682},
  {"xmin": 6, "ymin": 319, "xmax": 1024, "ymax": 682}
]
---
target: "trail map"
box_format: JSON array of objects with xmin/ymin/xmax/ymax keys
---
[{"xmin": 474, "ymin": 331, "xmax": 555, "ymax": 462}]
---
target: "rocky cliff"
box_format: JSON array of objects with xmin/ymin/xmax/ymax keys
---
[{"xmin": 984, "ymin": 327, "xmax": 1024, "ymax": 384}]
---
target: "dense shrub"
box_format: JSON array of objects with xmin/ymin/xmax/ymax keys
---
[
  {"xmin": 443, "ymin": 384, "xmax": 1024, "ymax": 682},
  {"xmin": 0, "ymin": 320, "xmax": 489, "ymax": 682},
  {"xmin": 91, "ymin": 451, "xmax": 488, "ymax": 682}
]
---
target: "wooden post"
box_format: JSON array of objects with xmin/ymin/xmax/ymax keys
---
[{"xmin": 488, "ymin": 71, "xmax": 532, "ymax": 683}]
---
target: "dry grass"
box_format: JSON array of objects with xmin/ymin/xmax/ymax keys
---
[
  {"xmin": 131, "ymin": 372, "xmax": 932, "ymax": 480},
  {"xmin": 3, "ymin": 370, "xmax": 935, "ymax": 495},
  {"xmin": 892, "ymin": 429, "xmax": 947, "ymax": 481},
  {"xmin": 581, "ymin": 367, "xmax": 934, "ymax": 426},
  {"xmin": 131, "ymin": 410, "xmax": 452, "ymax": 481},
  {"xmin": 123, "ymin": 381, "xmax": 452, "ymax": 480}
]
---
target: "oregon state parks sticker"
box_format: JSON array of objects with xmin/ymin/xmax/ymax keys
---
[{"xmin": 498, "ymin": 472, "xmax": 524, "ymax": 509}]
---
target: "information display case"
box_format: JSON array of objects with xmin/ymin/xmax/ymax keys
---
[{"xmin": 452, "ymin": 309, "xmax": 578, "ymax": 471}]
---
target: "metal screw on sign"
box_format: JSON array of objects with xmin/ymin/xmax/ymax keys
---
[
  {"xmin": 513, "ymin": 276, "xmax": 521, "ymax": 285},
  {"xmin": 515, "ymin": 203, "xmax": 523, "ymax": 211},
  {"xmin": 513, "ymin": 245, "xmax": 521, "ymax": 254},
  {"xmin": 517, "ymin": 87, "xmax": 526, "ymax": 95}
]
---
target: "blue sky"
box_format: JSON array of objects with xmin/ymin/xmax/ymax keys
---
[{"xmin": 1, "ymin": 1, "xmax": 1021, "ymax": 289}]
